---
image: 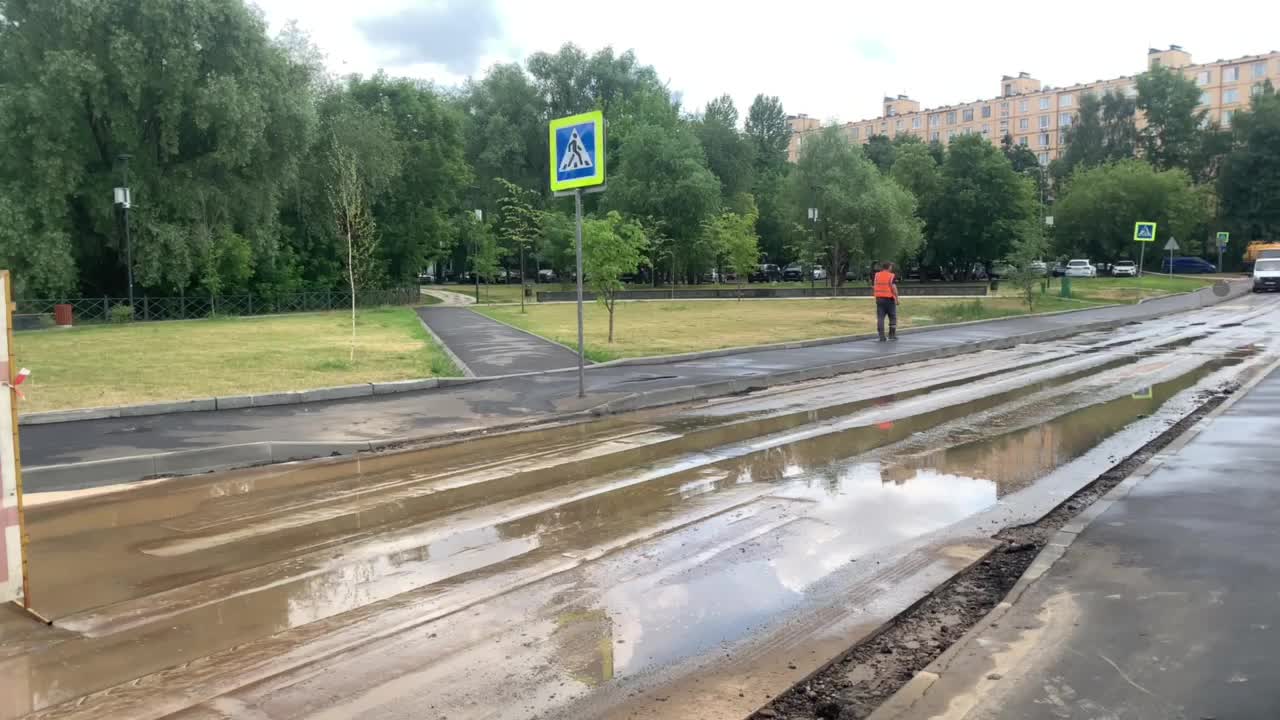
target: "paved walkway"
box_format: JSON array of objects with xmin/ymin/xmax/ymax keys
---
[
  {"xmin": 420, "ymin": 288, "xmax": 475, "ymax": 305},
  {"xmin": 17, "ymin": 286, "xmax": 1252, "ymax": 490},
  {"xmin": 417, "ymin": 306, "xmax": 582, "ymax": 376},
  {"xmin": 874, "ymin": 364, "xmax": 1280, "ymax": 720}
]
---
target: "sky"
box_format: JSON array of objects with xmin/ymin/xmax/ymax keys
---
[{"xmin": 253, "ymin": 0, "xmax": 1280, "ymax": 125}]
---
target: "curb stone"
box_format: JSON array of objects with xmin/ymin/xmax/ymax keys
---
[{"xmin": 17, "ymin": 280, "xmax": 1249, "ymax": 427}]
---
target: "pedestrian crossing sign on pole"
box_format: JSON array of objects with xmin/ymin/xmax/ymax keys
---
[
  {"xmin": 1134, "ymin": 221, "xmax": 1157, "ymax": 242},
  {"xmin": 549, "ymin": 111, "xmax": 605, "ymax": 193}
]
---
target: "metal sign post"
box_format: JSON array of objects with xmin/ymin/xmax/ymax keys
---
[
  {"xmin": 550, "ymin": 111, "xmax": 606, "ymax": 399},
  {"xmin": 1216, "ymin": 231, "xmax": 1229, "ymax": 272},
  {"xmin": 1134, "ymin": 221, "xmax": 1157, "ymax": 277},
  {"xmin": 1164, "ymin": 237, "xmax": 1180, "ymax": 276}
]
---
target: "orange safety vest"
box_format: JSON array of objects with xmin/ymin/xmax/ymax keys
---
[{"xmin": 873, "ymin": 270, "xmax": 897, "ymax": 299}]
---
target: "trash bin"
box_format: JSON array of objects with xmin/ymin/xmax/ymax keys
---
[
  {"xmin": 989, "ymin": 279, "xmax": 1000, "ymax": 293},
  {"xmin": 54, "ymin": 303, "xmax": 73, "ymax": 327},
  {"xmin": 1060, "ymin": 275, "xmax": 1072, "ymax": 298},
  {"xmin": 523, "ymin": 284, "xmax": 533, "ymax": 298}
]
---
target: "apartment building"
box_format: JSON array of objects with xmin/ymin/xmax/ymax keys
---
[{"xmin": 787, "ymin": 46, "xmax": 1280, "ymax": 165}]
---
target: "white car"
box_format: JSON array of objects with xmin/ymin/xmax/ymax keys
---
[
  {"xmin": 1064, "ymin": 259, "xmax": 1097, "ymax": 278},
  {"xmin": 1253, "ymin": 258, "xmax": 1280, "ymax": 292},
  {"xmin": 1111, "ymin": 260, "xmax": 1137, "ymax": 277}
]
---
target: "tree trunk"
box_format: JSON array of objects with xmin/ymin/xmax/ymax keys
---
[
  {"xmin": 347, "ymin": 226, "xmax": 356, "ymax": 364},
  {"xmin": 607, "ymin": 297, "xmax": 615, "ymax": 343},
  {"xmin": 520, "ymin": 244, "xmax": 526, "ymax": 314}
]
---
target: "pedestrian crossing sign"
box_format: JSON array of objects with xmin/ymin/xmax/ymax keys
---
[
  {"xmin": 1134, "ymin": 221, "xmax": 1157, "ymax": 243},
  {"xmin": 549, "ymin": 111, "xmax": 605, "ymax": 192}
]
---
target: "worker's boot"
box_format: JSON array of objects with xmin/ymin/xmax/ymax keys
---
[
  {"xmin": 888, "ymin": 327, "xmax": 898, "ymax": 341},
  {"xmin": 878, "ymin": 332, "xmax": 887, "ymax": 342}
]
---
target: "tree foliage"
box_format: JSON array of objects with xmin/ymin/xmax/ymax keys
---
[
  {"xmin": 1137, "ymin": 65, "xmax": 1207, "ymax": 172},
  {"xmin": 583, "ymin": 211, "xmax": 648, "ymax": 341},
  {"xmin": 1054, "ymin": 91, "xmax": 1137, "ymax": 184},
  {"xmin": 1053, "ymin": 160, "xmax": 1209, "ymax": 263},
  {"xmin": 705, "ymin": 198, "xmax": 761, "ymax": 299},
  {"xmin": 1219, "ymin": 84, "xmax": 1280, "ymax": 246}
]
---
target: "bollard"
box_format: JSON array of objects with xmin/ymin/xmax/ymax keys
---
[{"xmin": 1060, "ymin": 275, "xmax": 1072, "ymax": 298}]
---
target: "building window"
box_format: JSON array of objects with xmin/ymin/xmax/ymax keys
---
[
  {"xmin": 896, "ymin": 119, "xmax": 904, "ymax": 130},
  {"xmin": 1060, "ymin": 113, "xmax": 1073, "ymax": 126},
  {"xmin": 1197, "ymin": 70, "xmax": 1211, "ymax": 85},
  {"xmin": 1038, "ymin": 152, "xmax": 1050, "ymax": 165},
  {"xmin": 930, "ymin": 115, "xmax": 940, "ymax": 127},
  {"xmin": 1039, "ymin": 97, "xmax": 1051, "ymax": 110},
  {"xmin": 1019, "ymin": 99, "xmax": 1029, "ymax": 112},
  {"xmin": 1224, "ymin": 88, "xmax": 1240, "ymax": 104},
  {"xmin": 1254, "ymin": 62, "xmax": 1267, "ymax": 79},
  {"xmin": 1004, "ymin": 83, "xmax": 1013, "ymax": 96},
  {"xmin": 880, "ymin": 122, "xmax": 887, "ymax": 132},
  {"xmin": 947, "ymin": 129, "xmax": 956, "ymax": 140},
  {"xmin": 981, "ymin": 105, "xmax": 991, "ymax": 119},
  {"xmin": 1254, "ymin": 83, "xmax": 1266, "ymax": 97},
  {"xmin": 962, "ymin": 108, "xmax": 974, "ymax": 122},
  {"xmin": 1060, "ymin": 131, "xmax": 1069, "ymax": 144},
  {"xmin": 1000, "ymin": 102, "xmax": 1009, "ymax": 117},
  {"xmin": 1199, "ymin": 91, "xmax": 1211, "ymax": 106},
  {"xmin": 850, "ymin": 127, "xmax": 859, "ymax": 139},
  {"xmin": 886, "ymin": 105, "xmax": 897, "ymax": 117},
  {"xmin": 1060, "ymin": 94, "xmax": 1073, "ymax": 108},
  {"xmin": 1223, "ymin": 66, "xmax": 1240, "ymax": 82},
  {"xmin": 1222, "ymin": 109, "xmax": 1234, "ymax": 127},
  {"xmin": 931, "ymin": 131, "xmax": 940, "ymax": 141},
  {"xmin": 1039, "ymin": 115, "xmax": 1050, "ymax": 129},
  {"xmin": 947, "ymin": 111, "xmax": 957, "ymax": 124},
  {"xmin": 1039, "ymin": 133, "xmax": 1050, "ymax": 147},
  {"xmin": 1019, "ymin": 118, "xmax": 1029, "ymax": 130},
  {"xmin": 982, "ymin": 124, "xmax": 990, "ymax": 136},
  {"xmin": 912, "ymin": 116, "xmax": 921, "ymax": 129},
  {"xmin": 1019, "ymin": 136, "xmax": 1028, "ymax": 146}
]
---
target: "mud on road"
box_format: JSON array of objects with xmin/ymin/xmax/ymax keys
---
[{"xmin": 754, "ymin": 384, "xmax": 1236, "ymax": 720}]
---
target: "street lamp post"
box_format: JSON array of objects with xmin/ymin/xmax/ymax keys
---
[{"xmin": 114, "ymin": 154, "xmax": 134, "ymax": 307}]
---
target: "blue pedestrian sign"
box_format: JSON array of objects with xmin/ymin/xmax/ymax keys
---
[
  {"xmin": 549, "ymin": 111, "xmax": 605, "ymax": 192},
  {"xmin": 1134, "ymin": 221, "xmax": 1157, "ymax": 243}
]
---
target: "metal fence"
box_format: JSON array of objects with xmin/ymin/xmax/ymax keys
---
[{"xmin": 16, "ymin": 288, "xmax": 419, "ymax": 324}]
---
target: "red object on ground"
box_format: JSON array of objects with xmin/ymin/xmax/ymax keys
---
[{"xmin": 54, "ymin": 304, "xmax": 73, "ymax": 326}]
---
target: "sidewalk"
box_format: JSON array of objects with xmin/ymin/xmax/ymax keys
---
[
  {"xmin": 417, "ymin": 306, "xmax": 582, "ymax": 375},
  {"xmin": 871, "ymin": 363, "xmax": 1280, "ymax": 720},
  {"xmin": 18, "ymin": 285, "xmax": 1247, "ymax": 492}
]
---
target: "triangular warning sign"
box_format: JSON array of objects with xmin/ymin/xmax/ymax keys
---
[
  {"xmin": 559, "ymin": 128, "xmax": 593, "ymax": 172},
  {"xmin": 1137, "ymin": 224, "xmax": 1154, "ymax": 239}
]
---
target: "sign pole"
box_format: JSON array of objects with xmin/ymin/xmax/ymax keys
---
[
  {"xmin": 1138, "ymin": 243, "xmax": 1145, "ymax": 278},
  {"xmin": 574, "ymin": 188, "xmax": 586, "ymax": 399},
  {"xmin": 1217, "ymin": 241, "xmax": 1223, "ymax": 274}
]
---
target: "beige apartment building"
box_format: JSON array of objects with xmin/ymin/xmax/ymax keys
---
[{"xmin": 788, "ymin": 46, "xmax": 1280, "ymax": 165}]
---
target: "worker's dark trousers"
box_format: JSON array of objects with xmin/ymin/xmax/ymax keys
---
[{"xmin": 876, "ymin": 297, "xmax": 897, "ymax": 339}]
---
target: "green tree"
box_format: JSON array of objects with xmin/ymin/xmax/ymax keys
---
[
  {"xmin": 890, "ymin": 142, "xmax": 943, "ymax": 271},
  {"xmin": 538, "ymin": 211, "xmax": 576, "ymax": 281},
  {"xmin": 933, "ymin": 135, "xmax": 1041, "ymax": 277},
  {"xmin": 1004, "ymin": 234, "xmax": 1050, "ymax": 312},
  {"xmin": 706, "ymin": 198, "xmax": 761, "ymax": 299},
  {"xmin": 583, "ymin": 211, "xmax": 648, "ymax": 342},
  {"xmin": 789, "ymin": 127, "xmax": 922, "ymax": 285},
  {"xmin": 1137, "ymin": 64, "xmax": 1207, "ymax": 171},
  {"xmin": 607, "ymin": 124, "xmax": 721, "ymax": 281},
  {"xmin": 0, "ymin": 0, "xmax": 317, "ymax": 297},
  {"xmin": 696, "ymin": 95, "xmax": 755, "ymax": 199},
  {"xmin": 495, "ymin": 178, "xmax": 541, "ymax": 312},
  {"xmin": 1055, "ymin": 91, "xmax": 1138, "ymax": 183},
  {"xmin": 462, "ymin": 63, "xmax": 546, "ymax": 208},
  {"xmin": 327, "ymin": 135, "xmax": 380, "ymax": 362},
  {"xmin": 745, "ymin": 94, "xmax": 792, "ymax": 175},
  {"xmin": 863, "ymin": 135, "xmax": 897, "ymax": 174},
  {"xmin": 1219, "ymin": 84, "xmax": 1280, "ymax": 246},
  {"xmin": 1054, "ymin": 160, "xmax": 1209, "ymax": 265}
]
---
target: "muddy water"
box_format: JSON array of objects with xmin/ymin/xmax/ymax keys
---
[{"xmin": 3, "ymin": 338, "xmax": 1252, "ymax": 719}]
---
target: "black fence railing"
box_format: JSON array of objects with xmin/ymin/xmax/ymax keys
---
[{"xmin": 17, "ymin": 288, "xmax": 419, "ymax": 324}]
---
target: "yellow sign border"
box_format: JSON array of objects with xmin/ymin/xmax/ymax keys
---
[
  {"xmin": 1134, "ymin": 221, "xmax": 1157, "ymax": 243},
  {"xmin": 549, "ymin": 111, "xmax": 605, "ymax": 192}
]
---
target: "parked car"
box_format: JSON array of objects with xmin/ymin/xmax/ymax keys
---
[
  {"xmin": 1051, "ymin": 262, "xmax": 1067, "ymax": 277},
  {"xmin": 1064, "ymin": 259, "xmax": 1097, "ymax": 278},
  {"xmin": 782, "ymin": 262, "xmax": 804, "ymax": 281},
  {"xmin": 990, "ymin": 262, "xmax": 1016, "ymax": 279},
  {"xmin": 1253, "ymin": 258, "xmax": 1280, "ymax": 292},
  {"xmin": 417, "ymin": 271, "xmax": 435, "ymax": 285},
  {"xmin": 1111, "ymin": 260, "xmax": 1138, "ymax": 277},
  {"xmin": 537, "ymin": 268, "xmax": 558, "ymax": 283},
  {"xmin": 751, "ymin": 264, "xmax": 783, "ymax": 282},
  {"xmin": 1160, "ymin": 256, "xmax": 1216, "ymax": 274},
  {"xmin": 811, "ymin": 266, "xmax": 828, "ymax": 281},
  {"xmin": 1027, "ymin": 260, "xmax": 1049, "ymax": 276}
]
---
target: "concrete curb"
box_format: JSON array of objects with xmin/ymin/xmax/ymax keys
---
[
  {"xmin": 866, "ymin": 352, "xmax": 1279, "ymax": 720},
  {"xmin": 17, "ymin": 281, "xmax": 1247, "ymax": 427},
  {"xmin": 414, "ymin": 313, "xmax": 476, "ymax": 377}
]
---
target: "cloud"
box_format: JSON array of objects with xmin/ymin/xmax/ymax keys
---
[{"xmin": 357, "ymin": 0, "xmax": 504, "ymax": 74}]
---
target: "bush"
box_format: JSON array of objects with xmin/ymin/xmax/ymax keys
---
[{"xmin": 109, "ymin": 304, "xmax": 135, "ymax": 324}]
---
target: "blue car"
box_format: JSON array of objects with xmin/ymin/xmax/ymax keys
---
[{"xmin": 1160, "ymin": 256, "xmax": 1217, "ymax": 274}]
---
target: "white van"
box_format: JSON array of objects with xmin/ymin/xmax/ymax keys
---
[{"xmin": 1253, "ymin": 258, "xmax": 1280, "ymax": 292}]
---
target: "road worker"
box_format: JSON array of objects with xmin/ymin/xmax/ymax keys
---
[{"xmin": 873, "ymin": 261, "xmax": 899, "ymax": 341}]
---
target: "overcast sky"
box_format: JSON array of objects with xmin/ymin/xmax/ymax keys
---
[{"xmin": 253, "ymin": 0, "xmax": 1280, "ymax": 125}]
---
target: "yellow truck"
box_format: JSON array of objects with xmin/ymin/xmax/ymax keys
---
[{"xmin": 1244, "ymin": 241, "xmax": 1280, "ymax": 269}]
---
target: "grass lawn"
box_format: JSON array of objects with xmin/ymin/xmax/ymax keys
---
[
  {"xmin": 478, "ymin": 296, "xmax": 1103, "ymax": 361},
  {"xmin": 1059, "ymin": 275, "xmax": 1213, "ymax": 303},
  {"xmin": 15, "ymin": 308, "xmax": 459, "ymax": 413}
]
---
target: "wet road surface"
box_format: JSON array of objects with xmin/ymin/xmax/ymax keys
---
[{"xmin": 3, "ymin": 294, "xmax": 1277, "ymax": 720}]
